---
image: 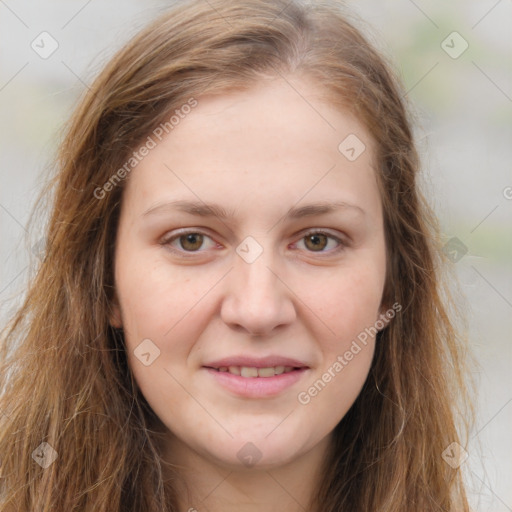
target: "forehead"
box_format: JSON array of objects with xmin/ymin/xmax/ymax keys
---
[{"xmin": 121, "ymin": 76, "xmax": 381, "ymax": 223}]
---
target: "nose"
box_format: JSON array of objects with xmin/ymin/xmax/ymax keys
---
[{"xmin": 220, "ymin": 250, "xmax": 296, "ymax": 337}]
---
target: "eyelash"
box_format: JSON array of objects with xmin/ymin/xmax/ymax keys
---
[{"xmin": 160, "ymin": 228, "xmax": 348, "ymax": 257}]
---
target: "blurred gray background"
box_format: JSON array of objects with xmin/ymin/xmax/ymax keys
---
[{"xmin": 1, "ymin": 1, "xmax": 511, "ymax": 509}]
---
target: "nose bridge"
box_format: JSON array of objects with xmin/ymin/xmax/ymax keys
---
[
  {"xmin": 234, "ymin": 238, "xmax": 281, "ymax": 306},
  {"xmin": 220, "ymin": 238, "xmax": 295, "ymax": 335}
]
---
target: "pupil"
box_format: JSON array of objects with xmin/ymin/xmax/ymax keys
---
[
  {"xmin": 181, "ymin": 233, "xmax": 203, "ymax": 250},
  {"xmin": 306, "ymin": 234, "xmax": 327, "ymax": 251}
]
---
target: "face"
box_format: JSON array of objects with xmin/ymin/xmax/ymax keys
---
[{"xmin": 110, "ymin": 75, "xmax": 388, "ymax": 471}]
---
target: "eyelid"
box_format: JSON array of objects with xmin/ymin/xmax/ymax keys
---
[
  {"xmin": 291, "ymin": 229, "xmax": 348, "ymax": 254},
  {"xmin": 160, "ymin": 227, "xmax": 349, "ymax": 257},
  {"xmin": 159, "ymin": 228, "xmax": 217, "ymax": 255}
]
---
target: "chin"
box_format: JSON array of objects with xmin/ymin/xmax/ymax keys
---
[{"xmin": 201, "ymin": 434, "xmax": 310, "ymax": 471}]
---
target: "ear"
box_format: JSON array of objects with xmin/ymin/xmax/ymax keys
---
[
  {"xmin": 376, "ymin": 309, "xmax": 392, "ymax": 331},
  {"xmin": 376, "ymin": 301, "xmax": 401, "ymax": 331},
  {"xmin": 108, "ymin": 292, "xmax": 123, "ymax": 328}
]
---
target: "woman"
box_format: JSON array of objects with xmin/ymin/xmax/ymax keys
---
[{"xmin": 0, "ymin": 0, "xmax": 473, "ymax": 510}]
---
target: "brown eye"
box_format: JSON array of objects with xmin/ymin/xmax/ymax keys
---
[
  {"xmin": 304, "ymin": 233, "xmax": 328, "ymax": 251},
  {"xmin": 162, "ymin": 231, "xmax": 216, "ymax": 253},
  {"xmin": 179, "ymin": 233, "xmax": 204, "ymax": 251},
  {"xmin": 295, "ymin": 231, "xmax": 345, "ymax": 254}
]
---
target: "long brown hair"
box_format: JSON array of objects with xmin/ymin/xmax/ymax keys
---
[{"xmin": 0, "ymin": 0, "xmax": 474, "ymax": 510}]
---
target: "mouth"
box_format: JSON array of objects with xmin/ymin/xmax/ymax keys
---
[
  {"xmin": 202, "ymin": 357, "xmax": 310, "ymax": 398},
  {"xmin": 206, "ymin": 365, "xmax": 302, "ymax": 378}
]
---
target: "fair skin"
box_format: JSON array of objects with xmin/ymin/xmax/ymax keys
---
[{"xmin": 110, "ymin": 75, "xmax": 388, "ymax": 511}]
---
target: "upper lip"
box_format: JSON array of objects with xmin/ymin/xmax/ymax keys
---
[{"xmin": 203, "ymin": 356, "xmax": 309, "ymax": 369}]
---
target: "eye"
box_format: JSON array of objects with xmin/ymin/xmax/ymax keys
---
[
  {"xmin": 161, "ymin": 230, "xmax": 217, "ymax": 252},
  {"xmin": 294, "ymin": 230, "xmax": 345, "ymax": 253},
  {"xmin": 160, "ymin": 228, "xmax": 346, "ymax": 256}
]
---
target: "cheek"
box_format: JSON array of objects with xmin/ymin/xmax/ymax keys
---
[
  {"xmin": 115, "ymin": 256, "xmax": 213, "ymax": 411},
  {"xmin": 115, "ymin": 248, "xmax": 209, "ymax": 338},
  {"xmin": 294, "ymin": 265, "xmax": 382, "ymax": 422},
  {"xmin": 300, "ymin": 260, "xmax": 385, "ymax": 350}
]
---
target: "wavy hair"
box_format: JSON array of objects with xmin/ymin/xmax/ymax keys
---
[{"xmin": 0, "ymin": 0, "xmax": 473, "ymax": 510}]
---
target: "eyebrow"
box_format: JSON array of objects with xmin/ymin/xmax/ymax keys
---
[{"xmin": 142, "ymin": 199, "xmax": 366, "ymax": 220}]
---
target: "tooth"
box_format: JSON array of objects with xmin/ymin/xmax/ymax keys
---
[
  {"xmin": 257, "ymin": 367, "xmax": 276, "ymax": 378},
  {"xmin": 274, "ymin": 366, "xmax": 285, "ymax": 375},
  {"xmin": 228, "ymin": 366, "xmax": 241, "ymax": 375},
  {"xmin": 240, "ymin": 366, "xmax": 258, "ymax": 378},
  {"xmin": 218, "ymin": 367, "xmax": 228, "ymax": 372},
  {"xmin": 284, "ymin": 366, "xmax": 294, "ymax": 373}
]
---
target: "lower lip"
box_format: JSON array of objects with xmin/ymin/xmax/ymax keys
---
[{"xmin": 204, "ymin": 368, "xmax": 308, "ymax": 398}]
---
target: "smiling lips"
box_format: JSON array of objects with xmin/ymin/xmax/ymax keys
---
[
  {"xmin": 203, "ymin": 356, "xmax": 309, "ymax": 397},
  {"xmin": 215, "ymin": 365, "xmax": 297, "ymax": 378},
  {"xmin": 204, "ymin": 355, "xmax": 308, "ymax": 377}
]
